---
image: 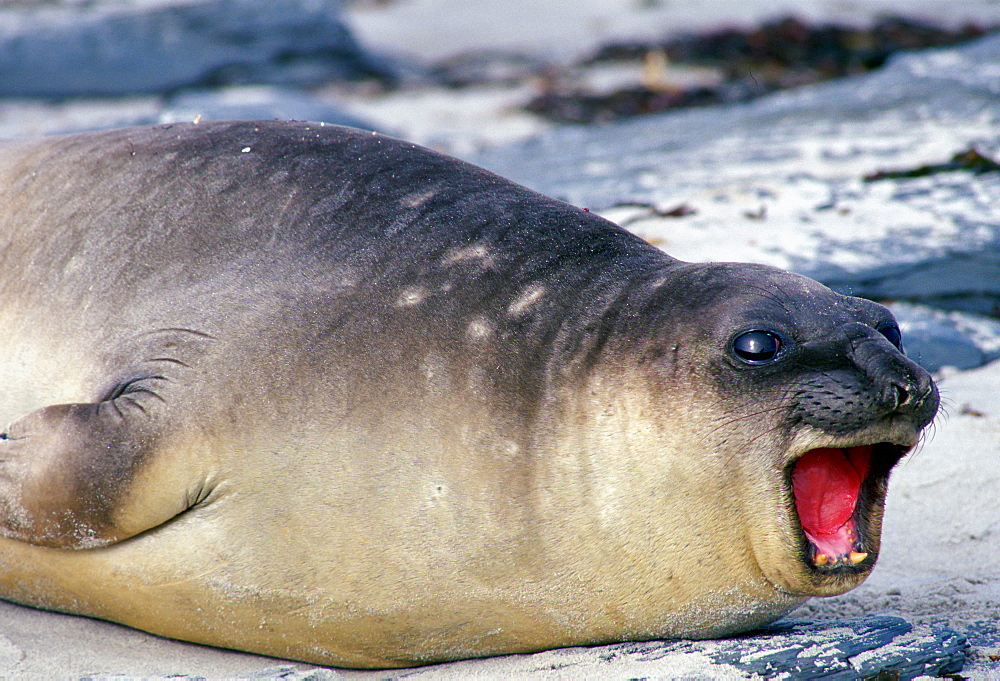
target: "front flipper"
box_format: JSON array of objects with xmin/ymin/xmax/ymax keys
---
[{"xmin": 0, "ymin": 378, "xmax": 185, "ymax": 549}]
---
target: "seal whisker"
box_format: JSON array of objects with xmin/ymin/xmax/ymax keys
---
[
  {"xmin": 729, "ymin": 421, "xmax": 788, "ymax": 453},
  {"xmin": 711, "ymin": 404, "xmax": 787, "ymax": 429},
  {"xmin": 740, "ymin": 283, "xmax": 794, "ymax": 315},
  {"xmin": 137, "ymin": 327, "xmax": 218, "ymax": 341}
]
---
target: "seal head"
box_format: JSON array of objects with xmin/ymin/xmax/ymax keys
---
[{"xmin": 624, "ymin": 261, "xmax": 937, "ymax": 599}]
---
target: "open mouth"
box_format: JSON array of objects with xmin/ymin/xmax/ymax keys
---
[{"xmin": 790, "ymin": 443, "xmax": 906, "ymax": 571}]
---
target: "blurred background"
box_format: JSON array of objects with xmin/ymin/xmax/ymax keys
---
[{"xmin": 0, "ymin": 0, "xmax": 997, "ymax": 152}]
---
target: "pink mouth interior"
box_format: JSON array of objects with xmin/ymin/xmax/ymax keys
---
[{"xmin": 791, "ymin": 446, "xmax": 872, "ymax": 560}]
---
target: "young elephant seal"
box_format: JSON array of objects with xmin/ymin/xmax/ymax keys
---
[{"xmin": 0, "ymin": 121, "xmax": 937, "ymax": 668}]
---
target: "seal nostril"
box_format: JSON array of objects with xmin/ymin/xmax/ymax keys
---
[{"xmin": 894, "ymin": 384, "xmax": 909, "ymax": 409}]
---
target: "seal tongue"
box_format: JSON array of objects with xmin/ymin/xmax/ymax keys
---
[{"xmin": 792, "ymin": 446, "xmax": 872, "ymax": 559}]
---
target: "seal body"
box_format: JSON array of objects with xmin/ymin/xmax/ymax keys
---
[{"xmin": 0, "ymin": 121, "xmax": 937, "ymax": 668}]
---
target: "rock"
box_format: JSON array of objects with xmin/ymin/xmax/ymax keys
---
[
  {"xmin": 0, "ymin": 0, "xmax": 392, "ymax": 98},
  {"xmin": 889, "ymin": 302, "xmax": 1000, "ymax": 372},
  {"xmin": 964, "ymin": 620, "xmax": 1000, "ymax": 673},
  {"xmin": 716, "ymin": 616, "xmax": 967, "ymax": 680}
]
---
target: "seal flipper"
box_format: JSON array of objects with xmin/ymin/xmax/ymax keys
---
[{"xmin": 0, "ymin": 379, "xmax": 181, "ymax": 549}]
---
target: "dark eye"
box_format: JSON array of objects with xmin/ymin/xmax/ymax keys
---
[
  {"xmin": 732, "ymin": 330, "xmax": 783, "ymax": 364},
  {"xmin": 877, "ymin": 323, "xmax": 903, "ymax": 350}
]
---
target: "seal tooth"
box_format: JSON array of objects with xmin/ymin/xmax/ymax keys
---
[
  {"xmin": 848, "ymin": 551, "xmax": 868, "ymax": 565},
  {"xmin": 814, "ymin": 553, "xmax": 829, "ymax": 566}
]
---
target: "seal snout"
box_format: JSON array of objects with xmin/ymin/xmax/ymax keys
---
[
  {"xmin": 792, "ymin": 331, "xmax": 939, "ymax": 437},
  {"xmin": 851, "ymin": 321, "xmax": 940, "ymax": 429},
  {"xmin": 881, "ymin": 364, "xmax": 938, "ymax": 425},
  {"xmin": 781, "ymin": 322, "xmax": 939, "ymax": 582}
]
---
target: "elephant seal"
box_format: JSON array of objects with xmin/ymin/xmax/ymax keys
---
[{"xmin": 0, "ymin": 121, "xmax": 937, "ymax": 668}]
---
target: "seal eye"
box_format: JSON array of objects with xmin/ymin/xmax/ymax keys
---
[
  {"xmin": 877, "ymin": 323, "xmax": 903, "ymax": 350},
  {"xmin": 732, "ymin": 330, "xmax": 783, "ymax": 364}
]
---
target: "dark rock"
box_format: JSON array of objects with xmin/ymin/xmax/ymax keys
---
[
  {"xmin": 0, "ymin": 0, "xmax": 393, "ymax": 98},
  {"xmin": 963, "ymin": 620, "xmax": 1000, "ymax": 672},
  {"xmin": 889, "ymin": 303, "xmax": 1000, "ymax": 372},
  {"xmin": 716, "ymin": 616, "xmax": 968, "ymax": 679},
  {"xmin": 864, "ymin": 147, "xmax": 1000, "ymax": 181},
  {"xmin": 431, "ymin": 51, "xmax": 549, "ymax": 89},
  {"xmin": 526, "ymin": 15, "xmax": 996, "ymax": 124}
]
